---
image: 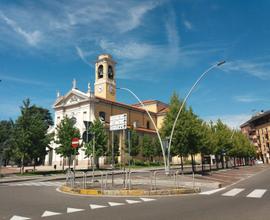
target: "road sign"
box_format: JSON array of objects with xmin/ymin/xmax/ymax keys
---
[
  {"xmin": 110, "ymin": 114, "xmax": 127, "ymax": 131},
  {"xmin": 71, "ymin": 137, "xmax": 80, "ymax": 148},
  {"xmin": 82, "ymin": 131, "xmax": 93, "ymax": 143},
  {"xmin": 83, "ymin": 121, "xmax": 93, "ymax": 129}
]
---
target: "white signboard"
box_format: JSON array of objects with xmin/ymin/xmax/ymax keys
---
[{"xmin": 110, "ymin": 114, "xmax": 127, "ymax": 131}]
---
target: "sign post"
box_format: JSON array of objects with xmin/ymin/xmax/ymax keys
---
[
  {"xmin": 71, "ymin": 137, "xmax": 79, "ymax": 171},
  {"xmin": 110, "ymin": 114, "xmax": 128, "ymax": 186}
]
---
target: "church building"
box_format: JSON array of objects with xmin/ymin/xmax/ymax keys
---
[{"xmin": 45, "ymin": 54, "xmax": 168, "ymax": 168}]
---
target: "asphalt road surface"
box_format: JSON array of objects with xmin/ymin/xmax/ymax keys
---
[{"xmin": 1, "ymin": 166, "xmax": 270, "ymax": 220}]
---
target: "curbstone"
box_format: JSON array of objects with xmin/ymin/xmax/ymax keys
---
[{"xmin": 59, "ymin": 185, "xmax": 200, "ymax": 196}]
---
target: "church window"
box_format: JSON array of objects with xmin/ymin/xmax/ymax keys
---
[
  {"xmin": 99, "ymin": 111, "xmax": 106, "ymax": 122},
  {"xmin": 146, "ymin": 121, "xmax": 150, "ymax": 129},
  {"xmin": 108, "ymin": 65, "xmax": 114, "ymax": 79},
  {"xmin": 98, "ymin": 65, "xmax": 103, "ymax": 79}
]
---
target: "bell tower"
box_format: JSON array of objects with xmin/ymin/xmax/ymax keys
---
[{"xmin": 94, "ymin": 54, "xmax": 116, "ymax": 101}]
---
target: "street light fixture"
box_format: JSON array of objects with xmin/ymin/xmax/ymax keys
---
[
  {"xmin": 167, "ymin": 60, "xmax": 226, "ymax": 171},
  {"xmin": 116, "ymin": 87, "xmax": 168, "ymax": 172}
]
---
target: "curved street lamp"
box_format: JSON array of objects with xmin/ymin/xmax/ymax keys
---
[
  {"xmin": 167, "ymin": 61, "xmax": 226, "ymax": 171},
  {"xmin": 116, "ymin": 87, "xmax": 168, "ymax": 172}
]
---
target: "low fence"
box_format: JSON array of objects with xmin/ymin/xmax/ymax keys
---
[{"xmin": 65, "ymin": 168, "xmax": 196, "ymax": 191}]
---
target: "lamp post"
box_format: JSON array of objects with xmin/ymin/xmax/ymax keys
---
[
  {"xmin": 116, "ymin": 87, "xmax": 168, "ymax": 173},
  {"xmin": 167, "ymin": 61, "xmax": 226, "ymax": 172}
]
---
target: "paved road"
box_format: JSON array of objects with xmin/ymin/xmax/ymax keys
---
[{"xmin": 1, "ymin": 165, "xmax": 270, "ymax": 220}]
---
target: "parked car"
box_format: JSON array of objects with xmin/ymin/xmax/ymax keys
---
[{"xmin": 255, "ymin": 160, "xmax": 263, "ymax": 164}]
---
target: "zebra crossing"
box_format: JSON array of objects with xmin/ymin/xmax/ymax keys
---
[
  {"xmin": 200, "ymin": 187, "xmax": 268, "ymax": 198},
  {"xmin": 4, "ymin": 181, "xmax": 63, "ymax": 187}
]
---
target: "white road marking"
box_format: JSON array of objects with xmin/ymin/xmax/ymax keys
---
[
  {"xmin": 140, "ymin": 198, "xmax": 156, "ymax": 202},
  {"xmin": 108, "ymin": 202, "xmax": 125, "ymax": 207},
  {"xmin": 200, "ymin": 187, "xmax": 226, "ymax": 195},
  {"xmin": 10, "ymin": 215, "xmax": 30, "ymax": 220},
  {"xmin": 8, "ymin": 182, "xmax": 62, "ymax": 187},
  {"xmin": 222, "ymin": 188, "xmax": 245, "ymax": 197},
  {"xmin": 89, "ymin": 204, "xmax": 107, "ymax": 209},
  {"xmin": 41, "ymin": 211, "xmax": 61, "ymax": 217},
  {"xmin": 246, "ymin": 189, "xmax": 267, "ymax": 198},
  {"xmin": 67, "ymin": 208, "xmax": 85, "ymax": 213},
  {"xmin": 126, "ymin": 199, "xmax": 141, "ymax": 204}
]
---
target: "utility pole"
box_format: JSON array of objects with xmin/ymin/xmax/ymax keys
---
[{"xmin": 111, "ymin": 130, "xmax": 114, "ymax": 186}]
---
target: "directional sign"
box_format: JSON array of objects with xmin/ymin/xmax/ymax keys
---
[
  {"xmin": 110, "ymin": 114, "xmax": 127, "ymax": 131},
  {"xmin": 83, "ymin": 121, "xmax": 93, "ymax": 129},
  {"xmin": 71, "ymin": 137, "xmax": 80, "ymax": 148},
  {"xmin": 82, "ymin": 131, "xmax": 93, "ymax": 143}
]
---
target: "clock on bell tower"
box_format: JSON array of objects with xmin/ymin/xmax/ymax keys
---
[{"xmin": 94, "ymin": 54, "xmax": 116, "ymax": 102}]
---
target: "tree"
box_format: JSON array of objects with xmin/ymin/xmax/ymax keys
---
[
  {"xmin": 0, "ymin": 120, "xmax": 14, "ymax": 166},
  {"xmin": 107, "ymin": 132, "xmax": 119, "ymax": 165},
  {"xmin": 84, "ymin": 119, "xmax": 108, "ymax": 169},
  {"xmin": 229, "ymin": 131, "xmax": 256, "ymax": 166},
  {"xmin": 13, "ymin": 99, "xmax": 53, "ymax": 173},
  {"xmin": 212, "ymin": 119, "xmax": 232, "ymax": 169},
  {"xmin": 141, "ymin": 135, "xmax": 155, "ymax": 163},
  {"xmin": 129, "ymin": 130, "xmax": 140, "ymax": 157},
  {"xmin": 161, "ymin": 92, "xmax": 189, "ymax": 170},
  {"xmin": 184, "ymin": 108, "xmax": 203, "ymax": 172},
  {"xmin": 55, "ymin": 116, "xmax": 80, "ymax": 169},
  {"xmin": 199, "ymin": 121, "xmax": 215, "ymax": 172}
]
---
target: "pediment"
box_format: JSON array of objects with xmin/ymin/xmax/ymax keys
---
[{"xmin": 54, "ymin": 89, "xmax": 89, "ymax": 108}]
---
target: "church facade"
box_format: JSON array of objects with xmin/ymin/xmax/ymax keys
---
[{"xmin": 45, "ymin": 54, "xmax": 168, "ymax": 168}]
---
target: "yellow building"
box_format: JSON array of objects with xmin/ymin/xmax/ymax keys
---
[
  {"xmin": 45, "ymin": 54, "xmax": 168, "ymax": 168},
  {"xmin": 241, "ymin": 111, "xmax": 270, "ymax": 163}
]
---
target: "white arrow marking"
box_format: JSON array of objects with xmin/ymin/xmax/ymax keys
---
[
  {"xmin": 10, "ymin": 216, "xmax": 30, "ymax": 220},
  {"xmin": 89, "ymin": 204, "xmax": 107, "ymax": 209},
  {"xmin": 108, "ymin": 202, "xmax": 125, "ymax": 206},
  {"xmin": 140, "ymin": 198, "xmax": 156, "ymax": 202},
  {"xmin": 126, "ymin": 199, "xmax": 141, "ymax": 204},
  {"xmin": 41, "ymin": 211, "xmax": 61, "ymax": 217},
  {"xmin": 67, "ymin": 208, "xmax": 85, "ymax": 213}
]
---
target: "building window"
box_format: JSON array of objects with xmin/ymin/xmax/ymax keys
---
[
  {"xmin": 99, "ymin": 111, "xmax": 106, "ymax": 122},
  {"xmin": 98, "ymin": 65, "xmax": 103, "ymax": 79},
  {"xmin": 133, "ymin": 121, "xmax": 139, "ymax": 128},
  {"xmin": 108, "ymin": 65, "xmax": 114, "ymax": 79},
  {"xmin": 146, "ymin": 120, "xmax": 150, "ymax": 129}
]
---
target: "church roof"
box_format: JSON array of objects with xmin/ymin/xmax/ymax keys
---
[{"xmin": 95, "ymin": 97, "xmax": 157, "ymax": 115}]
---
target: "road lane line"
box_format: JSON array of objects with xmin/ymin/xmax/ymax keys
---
[
  {"xmin": 199, "ymin": 187, "xmax": 226, "ymax": 195},
  {"xmin": 222, "ymin": 188, "xmax": 245, "ymax": 197},
  {"xmin": 246, "ymin": 189, "xmax": 267, "ymax": 198},
  {"xmin": 10, "ymin": 215, "xmax": 31, "ymax": 220}
]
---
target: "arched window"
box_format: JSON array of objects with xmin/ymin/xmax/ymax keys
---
[
  {"xmin": 99, "ymin": 111, "xmax": 106, "ymax": 122},
  {"xmin": 98, "ymin": 65, "xmax": 103, "ymax": 79},
  {"xmin": 108, "ymin": 65, "xmax": 114, "ymax": 79},
  {"xmin": 146, "ymin": 121, "xmax": 150, "ymax": 129}
]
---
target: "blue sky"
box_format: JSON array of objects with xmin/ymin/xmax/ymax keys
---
[{"xmin": 1, "ymin": 0, "xmax": 270, "ymax": 128}]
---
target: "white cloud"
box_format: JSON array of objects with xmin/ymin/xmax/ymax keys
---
[
  {"xmin": 183, "ymin": 19, "xmax": 193, "ymax": 30},
  {"xmin": 234, "ymin": 95, "xmax": 263, "ymax": 103},
  {"xmin": 203, "ymin": 114, "xmax": 251, "ymax": 129},
  {"xmin": 117, "ymin": 2, "xmax": 158, "ymax": 33},
  {"xmin": 75, "ymin": 46, "xmax": 92, "ymax": 66},
  {"xmin": 0, "ymin": 11, "xmax": 41, "ymax": 46},
  {"xmin": 222, "ymin": 59, "xmax": 270, "ymax": 80},
  {"xmin": 0, "ymin": 75, "xmax": 50, "ymax": 86},
  {"xmin": 99, "ymin": 40, "xmax": 153, "ymax": 60}
]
